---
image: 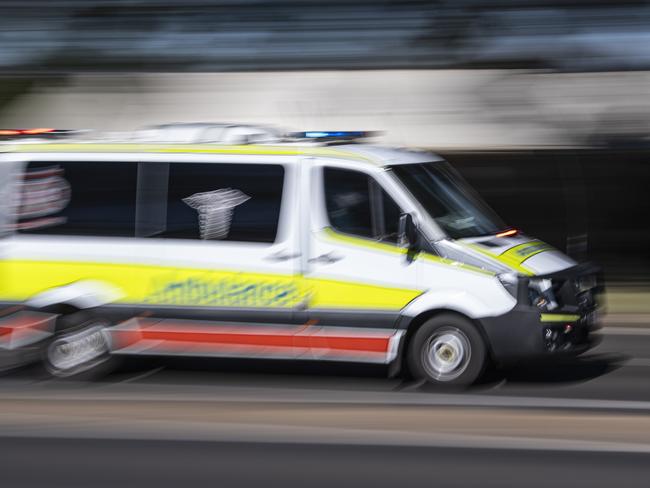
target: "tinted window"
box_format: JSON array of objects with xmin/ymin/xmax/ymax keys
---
[
  {"xmin": 18, "ymin": 161, "xmax": 137, "ymax": 237},
  {"xmin": 324, "ymin": 167, "xmax": 401, "ymax": 242},
  {"xmin": 324, "ymin": 167, "xmax": 373, "ymax": 238},
  {"xmin": 391, "ymin": 162, "xmax": 507, "ymax": 239},
  {"xmin": 142, "ymin": 162, "xmax": 284, "ymax": 243}
]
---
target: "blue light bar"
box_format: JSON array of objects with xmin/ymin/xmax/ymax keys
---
[{"xmin": 290, "ymin": 131, "xmax": 374, "ymax": 140}]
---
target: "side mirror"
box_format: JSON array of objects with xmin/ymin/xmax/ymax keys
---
[{"xmin": 398, "ymin": 213, "xmax": 420, "ymax": 263}]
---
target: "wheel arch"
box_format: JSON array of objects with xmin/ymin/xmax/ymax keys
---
[
  {"xmin": 25, "ymin": 280, "xmax": 123, "ymax": 312},
  {"xmin": 392, "ymin": 308, "xmax": 495, "ymax": 378}
]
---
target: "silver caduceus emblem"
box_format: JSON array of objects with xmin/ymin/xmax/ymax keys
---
[{"xmin": 182, "ymin": 188, "xmax": 250, "ymax": 240}]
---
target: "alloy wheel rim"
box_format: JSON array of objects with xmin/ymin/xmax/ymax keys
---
[{"xmin": 422, "ymin": 327, "xmax": 471, "ymax": 381}]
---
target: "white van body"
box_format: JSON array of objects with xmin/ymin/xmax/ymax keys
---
[{"xmin": 0, "ymin": 140, "xmax": 602, "ymax": 384}]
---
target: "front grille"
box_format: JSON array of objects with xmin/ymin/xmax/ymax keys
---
[
  {"xmin": 535, "ymin": 265, "xmax": 604, "ymax": 353},
  {"xmin": 549, "ymin": 273, "xmax": 601, "ymax": 314}
]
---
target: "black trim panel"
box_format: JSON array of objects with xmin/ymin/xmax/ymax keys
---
[
  {"xmin": 100, "ymin": 304, "xmax": 295, "ymax": 325},
  {"xmin": 1, "ymin": 300, "xmax": 402, "ymax": 330},
  {"xmin": 479, "ymin": 304, "xmax": 596, "ymax": 363},
  {"xmin": 297, "ymin": 309, "xmax": 399, "ymax": 329}
]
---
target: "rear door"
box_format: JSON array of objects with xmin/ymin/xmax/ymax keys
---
[{"xmin": 5, "ymin": 154, "xmax": 307, "ymax": 359}]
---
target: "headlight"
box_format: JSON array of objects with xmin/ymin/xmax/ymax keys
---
[
  {"xmin": 498, "ymin": 272, "xmax": 519, "ymax": 299},
  {"xmin": 528, "ymin": 278, "xmax": 558, "ymax": 311}
]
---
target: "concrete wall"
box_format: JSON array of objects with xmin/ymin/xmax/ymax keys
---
[{"xmin": 3, "ymin": 70, "xmax": 650, "ymax": 148}]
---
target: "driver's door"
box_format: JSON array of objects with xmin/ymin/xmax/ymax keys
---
[{"xmin": 302, "ymin": 163, "xmax": 421, "ymax": 363}]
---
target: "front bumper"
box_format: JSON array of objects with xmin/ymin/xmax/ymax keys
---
[
  {"xmin": 479, "ymin": 263, "xmax": 604, "ymax": 363},
  {"xmin": 480, "ymin": 306, "xmax": 599, "ymax": 363}
]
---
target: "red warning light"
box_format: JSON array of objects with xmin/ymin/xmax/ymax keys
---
[
  {"xmin": 496, "ymin": 229, "xmax": 518, "ymax": 238},
  {"xmin": 0, "ymin": 128, "xmax": 56, "ymax": 136},
  {"xmin": 21, "ymin": 128, "xmax": 55, "ymax": 135}
]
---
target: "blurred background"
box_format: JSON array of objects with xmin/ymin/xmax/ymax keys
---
[
  {"xmin": 2, "ymin": 2, "xmax": 650, "ymax": 486},
  {"xmin": 3, "ymin": 0, "xmax": 650, "ymax": 290}
]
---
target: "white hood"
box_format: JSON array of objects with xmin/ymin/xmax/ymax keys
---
[{"xmin": 459, "ymin": 234, "xmax": 577, "ymax": 276}]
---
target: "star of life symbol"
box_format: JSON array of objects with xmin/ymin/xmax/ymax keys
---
[{"xmin": 182, "ymin": 188, "xmax": 250, "ymax": 240}]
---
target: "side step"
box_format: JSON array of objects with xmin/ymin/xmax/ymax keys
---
[{"xmin": 105, "ymin": 318, "xmax": 404, "ymax": 364}]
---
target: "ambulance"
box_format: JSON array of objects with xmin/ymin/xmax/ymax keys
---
[{"xmin": 0, "ymin": 128, "xmax": 603, "ymax": 385}]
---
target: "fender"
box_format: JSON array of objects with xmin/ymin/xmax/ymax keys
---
[
  {"xmin": 401, "ymin": 282, "xmax": 516, "ymax": 321},
  {"xmin": 26, "ymin": 280, "xmax": 123, "ymax": 310}
]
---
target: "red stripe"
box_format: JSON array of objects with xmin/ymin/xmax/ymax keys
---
[
  {"xmin": 109, "ymin": 322, "xmax": 391, "ymax": 354},
  {"xmin": 137, "ymin": 342, "xmax": 386, "ymax": 360},
  {"xmin": 138, "ymin": 330, "xmax": 389, "ymax": 353}
]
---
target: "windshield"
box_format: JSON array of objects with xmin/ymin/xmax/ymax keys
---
[{"xmin": 390, "ymin": 161, "xmax": 508, "ymax": 239}]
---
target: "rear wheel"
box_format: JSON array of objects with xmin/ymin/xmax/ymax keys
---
[
  {"xmin": 407, "ymin": 313, "xmax": 487, "ymax": 387},
  {"xmin": 43, "ymin": 311, "xmax": 115, "ymax": 379}
]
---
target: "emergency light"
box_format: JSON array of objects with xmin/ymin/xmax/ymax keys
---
[
  {"xmin": 290, "ymin": 131, "xmax": 377, "ymax": 141},
  {"xmin": 0, "ymin": 128, "xmax": 77, "ymax": 138}
]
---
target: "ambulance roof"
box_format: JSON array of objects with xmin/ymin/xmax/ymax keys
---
[{"xmin": 5, "ymin": 142, "xmax": 442, "ymax": 168}]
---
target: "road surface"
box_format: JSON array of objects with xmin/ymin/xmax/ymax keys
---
[{"xmin": 0, "ymin": 327, "xmax": 649, "ymax": 487}]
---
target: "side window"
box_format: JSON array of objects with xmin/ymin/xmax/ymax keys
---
[
  {"xmin": 324, "ymin": 167, "xmax": 373, "ymax": 238},
  {"xmin": 324, "ymin": 167, "xmax": 402, "ymax": 243},
  {"xmin": 18, "ymin": 161, "xmax": 138, "ymax": 237},
  {"xmin": 142, "ymin": 162, "xmax": 284, "ymax": 243}
]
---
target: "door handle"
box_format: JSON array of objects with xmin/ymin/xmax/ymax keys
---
[
  {"xmin": 308, "ymin": 252, "xmax": 344, "ymax": 265},
  {"xmin": 264, "ymin": 250, "xmax": 301, "ymax": 262}
]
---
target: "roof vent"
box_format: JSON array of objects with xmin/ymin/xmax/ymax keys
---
[{"xmin": 136, "ymin": 123, "xmax": 282, "ymax": 144}]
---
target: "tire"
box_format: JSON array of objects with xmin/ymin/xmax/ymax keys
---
[
  {"xmin": 42, "ymin": 311, "xmax": 116, "ymax": 379},
  {"xmin": 407, "ymin": 313, "xmax": 487, "ymax": 387}
]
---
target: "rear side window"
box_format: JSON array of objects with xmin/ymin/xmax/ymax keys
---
[
  {"xmin": 140, "ymin": 162, "xmax": 284, "ymax": 243},
  {"xmin": 18, "ymin": 161, "xmax": 137, "ymax": 237},
  {"xmin": 324, "ymin": 167, "xmax": 402, "ymax": 243}
]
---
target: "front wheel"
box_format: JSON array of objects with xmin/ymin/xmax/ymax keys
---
[{"xmin": 407, "ymin": 314, "xmax": 487, "ymax": 387}]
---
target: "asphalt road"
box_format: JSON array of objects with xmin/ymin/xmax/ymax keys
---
[
  {"xmin": 0, "ymin": 327, "xmax": 649, "ymax": 487},
  {"xmin": 3, "ymin": 437, "xmax": 650, "ymax": 488}
]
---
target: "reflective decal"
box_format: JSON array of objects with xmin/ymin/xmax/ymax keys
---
[
  {"xmin": 13, "ymin": 143, "xmax": 374, "ymax": 164},
  {"xmin": 0, "ymin": 260, "xmax": 421, "ymax": 311},
  {"xmin": 540, "ymin": 313, "xmax": 581, "ymax": 323},
  {"xmin": 465, "ymin": 239, "xmax": 556, "ymax": 276},
  {"xmin": 502, "ymin": 241, "xmax": 555, "ymax": 262},
  {"xmin": 146, "ymin": 275, "xmax": 304, "ymax": 308},
  {"xmin": 322, "ymin": 227, "xmax": 494, "ymax": 276},
  {"xmin": 182, "ymin": 188, "xmax": 250, "ymax": 240}
]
